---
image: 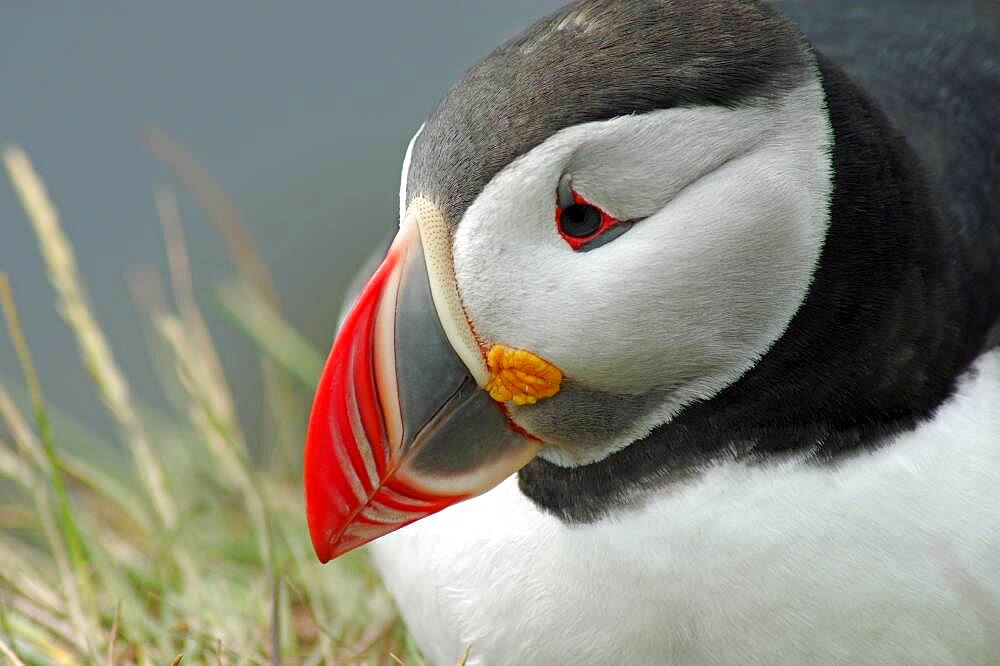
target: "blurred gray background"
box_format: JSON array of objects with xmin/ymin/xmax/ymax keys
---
[{"xmin": 0, "ymin": 3, "xmax": 564, "ymax": 450}]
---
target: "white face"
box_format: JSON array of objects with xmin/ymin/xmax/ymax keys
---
[{"xmin": 405, "ymin": 79, "xmax": 833, "ymax": 466}]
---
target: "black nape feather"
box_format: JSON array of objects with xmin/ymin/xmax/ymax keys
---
[{"xmin": 519, "ymin": 45, "xmax": 1000, "ymax": 523}]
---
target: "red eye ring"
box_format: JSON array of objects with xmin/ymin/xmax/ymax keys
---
[{"xmin": 555, "ymin": 188, "xmax": 627, "ymax": 251}]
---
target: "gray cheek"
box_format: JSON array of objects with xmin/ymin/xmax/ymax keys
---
[{"xmin": 509, "ymin": 380, "xmax": 672, "ymax": 460}]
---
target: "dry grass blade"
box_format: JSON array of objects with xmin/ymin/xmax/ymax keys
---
[
  {"xmin": 0, "ymin": 274, "xmax": 96, "ymax": 659},
  {"xmin": 105, "ymin": 601, "xmax": 120, "ymax": 666},
  {"xmin": 0, "ymin": 439, "xmax": 32, "ymax": 483},
  {"xmin": 149, "ymin": 311, "xmax": 272, "ymax": 566},
  {"xmin": 149, "ymin": 313, "xmax": 249, "ymax": 491},
  {"xmin": 0, "ymin": 634, "xmax": 28, "ymax": 666},
  {"xmin": 0, "ymin": 387, "xmax": 93, "ymax": 657},
  {"xmin": 215, "ymin": 281, "xmax": 323, "ymax": 388},
  {"xmin": 2, "ymin": 148, "xmax": 177, "ymax": 531},
  {"xmin": 270, "ymin": 574, "xmax": 281, "ymax": 666},
  {"xmin": 145, "ymin": 130, "xmax": 303, "ymax": 470},
  {"xmin": 0, "ymin": 275, "xmax": 86, "ymax": 573},
  {"xmin": 456, "ymin": 644, "xmax": 472, "ymax": 666},
  {"xmin": 155, "ymin": 188, "xmax": 244, "ymax": 450},
  {"xmin": 145, "ymin": 130, "xmax": 276, "ymax": 306},
  {"xmin": 5, "ymin": 592, "xmax": 81, "ymax": 654},
  {"xmin": 0, "ymin": 278, "xmax": 45, "ymax": 442},
  {"xmin": 1, "ymin": 143, "xmax": 410, "ymax": 661},
  {"xmin": 0, "ymin": 541, "xmax": 63, "ymax": 613},
  {"xmin": 0, "ymin": 390, "xmax": 45, "ymax": 471}
]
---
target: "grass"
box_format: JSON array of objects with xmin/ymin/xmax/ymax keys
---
[{"xmin": 0, "ymin": 145, "xmax": 420, "ymax": 664}]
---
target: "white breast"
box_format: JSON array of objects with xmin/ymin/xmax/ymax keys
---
[{"xmin": 370, "ymin": 349, "xmax": 1000, "ymax": 665}]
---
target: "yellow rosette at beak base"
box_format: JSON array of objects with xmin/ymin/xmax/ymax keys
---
[{"xmin": 484, "ymin": 344, "xmax": 563, "ymax": 406}]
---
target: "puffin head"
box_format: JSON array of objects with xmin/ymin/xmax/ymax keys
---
[{"xmin": 305, "ymin": 0, "xmax": 834, "ymax": 561}]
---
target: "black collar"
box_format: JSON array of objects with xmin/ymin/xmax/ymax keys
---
[{"xmin": 518, "ymin": 53, "xmax": 1000, "ymax": 523}]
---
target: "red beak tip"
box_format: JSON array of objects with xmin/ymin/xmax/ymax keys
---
[{"xmin": 308, "ymin": 526, "xmax": 333, "ymax": 564}]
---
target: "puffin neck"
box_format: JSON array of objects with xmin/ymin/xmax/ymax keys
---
[{"xmin": 518, "ymin": 53, "xmax": 1000, "ymax": 523}]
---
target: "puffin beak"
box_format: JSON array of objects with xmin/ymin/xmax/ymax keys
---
[{"xmin": 305, "ymin": 201, "xmax": 543, "ymax": 562}]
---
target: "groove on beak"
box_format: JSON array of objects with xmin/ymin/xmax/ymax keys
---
[{"xmin": 305, "ymin": 203, "xmax": 541, "ymax": 562}]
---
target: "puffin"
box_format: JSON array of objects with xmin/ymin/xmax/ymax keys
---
[{"xmin": 304, "ymin": 0, "xmax": 1000, "ymax": 663}]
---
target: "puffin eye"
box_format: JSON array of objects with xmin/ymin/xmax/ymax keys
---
[
  {"xmin": 554, "ymin": 175, "xmax": 637, "ymax": 252},
  {"xmin": 558, "ymin": 203, "xmax": 602, "ymax": 238}
]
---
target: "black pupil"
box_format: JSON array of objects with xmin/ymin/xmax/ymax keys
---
[{"xmin": 560, "ymin": 204, "xmax": 602, "ymax": 238}]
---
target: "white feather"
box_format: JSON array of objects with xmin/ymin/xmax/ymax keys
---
[
  {"xmin": 371, "ymin": 347, "xmax": 1000, "ymax": 665},
  {"xmin": 450, "ymin": 80, "xmax": 833, "ymax": 465},
  {"xmin": 399, "ymin": 123, "xmax": 424, "ymax": 224}
]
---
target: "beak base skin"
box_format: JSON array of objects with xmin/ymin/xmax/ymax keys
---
[{"xmin": 305, "ymin": 212, "xmax": 540, "ymax": 563}]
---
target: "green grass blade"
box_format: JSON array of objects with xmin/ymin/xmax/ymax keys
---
[
  {"xmin": 0, "ymin": 277, "xmax": 88, "ymax": 574},
  {"xmin": 214, "ymin": 280, "xmax": 324, "ymax": 388},
  {"xmin": 3, "ymin": 148, "xmax": 178, "ymax": 533},
  {"xmin": 0, "ymin": 144, "xmax": 412, "ymax": 662}
]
